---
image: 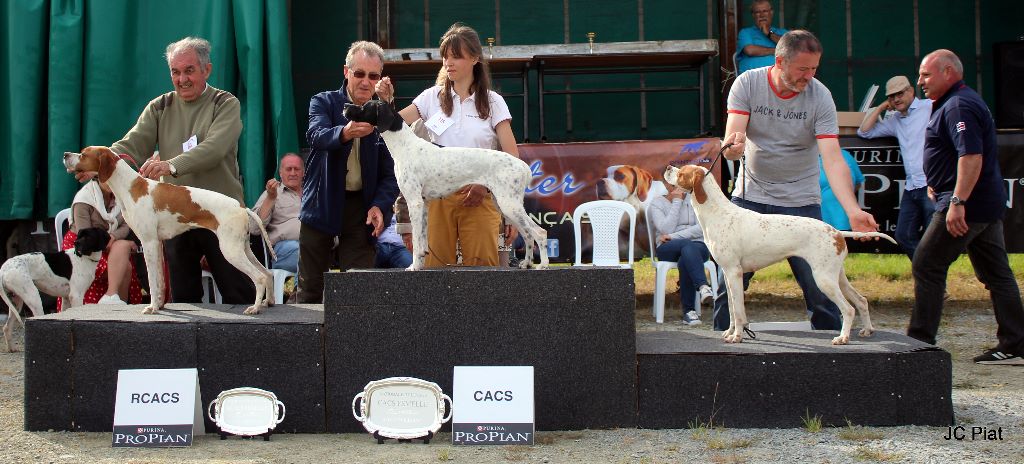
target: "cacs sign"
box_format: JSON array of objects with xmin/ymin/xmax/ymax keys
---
[{"xmin": 452, "ymin": 366, "xmax": 534, "ymax": 445}]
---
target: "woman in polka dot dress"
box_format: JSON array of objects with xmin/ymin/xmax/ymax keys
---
[{"xmin": 57, "ymin": 180, "xmax": 142, "ymax": 310}]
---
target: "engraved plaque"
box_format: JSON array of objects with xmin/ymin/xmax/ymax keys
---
[
  {"xmin": 352, "ymin": 377, "xmax": 452, "ymax": 440},
  {"xmin": 207, "ymin": 387, "xmax": 285, "ymax": 437}
]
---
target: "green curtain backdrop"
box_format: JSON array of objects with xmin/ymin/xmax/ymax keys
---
[{"xmin": 0, "ymin": 0, "xmax": 297, "ymax": 219}]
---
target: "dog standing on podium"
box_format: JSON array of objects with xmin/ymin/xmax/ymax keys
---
[
  {"xmin": 664, "ymin": 164, "xmax": 896, "ymax": 345},
  {"xmin": 342, "ymin": 99, "xmax": 548, "ymax": 271},
  {"xmin": 63, "ymin": 146, "xmax": 275, "ymax": 315}
]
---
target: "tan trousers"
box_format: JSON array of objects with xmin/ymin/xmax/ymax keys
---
[{"xmin": 424, "ymin": 192, "xmax": 501, "ymax": 267}]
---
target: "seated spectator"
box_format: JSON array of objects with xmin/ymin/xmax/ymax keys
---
[
  {"xmin": 648, "ymin": 185, "xmax": 713, "ymax": 325},
  {"xmin": 736, "ymin": 0, "xmax": 789, "ymax": 74},
  {"xmin": 818, "ymin": 149, "xmax": 864, "ymax": 231},
  {"xmin": 375, "ymin": 216, "xmax": 413, "ymax": 269},
  {"xmin": 253, "ymin": 153, "xmax": 303, "ymax": 273},
  {"xmin": 60, "ymin": 179, "xmax": 142, "ymax": 308}
]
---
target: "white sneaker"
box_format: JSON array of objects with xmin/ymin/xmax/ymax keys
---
[
  {"xmin": 699, "ymin": 285, "xmax": 714, "ymax": 305},
  {"xmin": 682, "ymin": 310, "xmax": 702, "ymax": 326},
  {"xmin": 97, "ymin": 294, "xmax": 127, "ymax": 305}
]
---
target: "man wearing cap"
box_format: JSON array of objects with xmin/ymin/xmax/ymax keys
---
[
  {"xmin": 857, "ymin": 75, "xmax": 934, "ymax": 259},
  {"xmin": 907, "ymin": 49, "xmax": 1024, "ymax": 365}
]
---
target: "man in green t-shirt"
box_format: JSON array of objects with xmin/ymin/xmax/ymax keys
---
[{"xmin": 109, "ymin": 36, "xmax": 255, "ymax": 305}]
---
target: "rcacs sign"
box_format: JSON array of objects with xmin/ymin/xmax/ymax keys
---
[{"xmin": 111, "ymin": 368, "xmax": 204, "ymax": 447}]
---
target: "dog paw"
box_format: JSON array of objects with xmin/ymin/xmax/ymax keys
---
[
  {"xmin": 724, "ymin": 334, "xmax": 743, "ymax": 343},
  {"xmin": 243, "ymin": 305, "xmax": 263, "ymax": 315},
  {"xmin": 142, "ymin": 306, "xmax": 159, "ymax": 315},
  {"xmin": 831, "ymin": 335, "xmax": 850, "ymax": 345},
  {"xmin": 405, "ymin": 263, "xmax": 423, "ymax": 271},
  {"xmin": 858, "ymin": 328, "xmax": 874, "ymax": 338}
]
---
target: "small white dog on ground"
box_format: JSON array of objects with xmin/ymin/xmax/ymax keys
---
[
  {"xmin": 342, "ymin": 100, "xmax": 548, "ymax": 271},
  {"xmin": 664, "ymin": 164, "xmax": 896, "ymax": 345},
  {"xmin": 1, "ymin": 227, "xmax": 108, "ymax": 352}
]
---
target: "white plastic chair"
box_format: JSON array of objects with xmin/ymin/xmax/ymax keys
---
[
  {"xmin": 261, "ymin": 240, "xmax": 295, "ymax": 305},
  {"xmin": 201, "ymin": 270, "xmax": 222, "ymax": 304},
  {"xmin": 572, "ymin": 200, "xmax": 636, "ymax": 268},
  {"xmin": 645, "ymin": 208, "xmax": 718, "ymax": 324},
  {"xmin": 54, "ymin": 208, "xmax": 71, "ymax": 249}
]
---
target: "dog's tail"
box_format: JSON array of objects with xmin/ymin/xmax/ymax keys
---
[
  {"xmin": 840, "ymin": 231, "xmax": 898, "ymax": 245},
  {"xmin": 0, "ymin": 284, "xmax": 24, "ymax": 328},
  {"xmin": 246, "ymin": 209, "xmax": 278, "ymax": 262}
]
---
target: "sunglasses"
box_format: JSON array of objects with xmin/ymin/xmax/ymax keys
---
[{"xmin": 350, "ymin": 70, "xmax": 382, "ymax": 81}]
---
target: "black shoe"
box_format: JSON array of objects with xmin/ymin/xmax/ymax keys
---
[{"xmin": 973, "ymin": 349, "xmax": 1024, "ymax": 365}]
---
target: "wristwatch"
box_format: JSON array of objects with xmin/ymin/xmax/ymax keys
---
[{"xmin": 950, "ymin": 195, "xmax": 964, "ymax": 206}]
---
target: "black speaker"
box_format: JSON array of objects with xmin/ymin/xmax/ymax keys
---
[{"xmin": 994, "ymin": 40, "xmax": 1024, "ymax": 129}]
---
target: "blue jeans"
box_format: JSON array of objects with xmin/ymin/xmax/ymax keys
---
[
  {"xmin": 712, "ymin": 198, "xmax": 843, "ymax": 331},
  {"xmin": 375, "ymin": 241, "xmax": 413, "ymax": 269},
  {"xmin": 272, "ymin": 240, "xmax": 299, "ymax": 273},
  {"xmin": 895, "ymin": 187, "xmax": 936, "ymax": 260},
  {"xmin": 656, "ymin": 239, "xmax": 711, "ymax": 312}
]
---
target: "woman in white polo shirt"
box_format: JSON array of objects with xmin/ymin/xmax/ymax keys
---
[{"xmin": 380, "ymin": 23, "xmax": 519, "ymax": 267}]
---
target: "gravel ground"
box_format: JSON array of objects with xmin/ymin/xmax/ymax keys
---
[{"xmin": 2, "ymin": 279, "xmax": 1022, "ymax": 463}]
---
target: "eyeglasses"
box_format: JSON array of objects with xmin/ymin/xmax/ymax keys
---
[{"xmin": 350, "ymin": 70, "xmax": 382, "ymax": 81}]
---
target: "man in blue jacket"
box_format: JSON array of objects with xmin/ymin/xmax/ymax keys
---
[{"xmin": 297, "ymin": 41, "xmax": 399, "ymax": 303}]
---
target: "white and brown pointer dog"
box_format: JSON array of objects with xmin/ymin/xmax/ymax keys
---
[
  {"xmin": 343, "ymin": 100, "xmax": 548, "ymax": 270},
  {"xmin": 664, "ymin": 164, "xmax": 897, "ymax": 345},
  {"xmin": 1, "ymin": 227, "xmax": 109, "ymax": 351},
  {"xmin": 63, "ymin": 147, "xmax": 274, "ymax": 315}
]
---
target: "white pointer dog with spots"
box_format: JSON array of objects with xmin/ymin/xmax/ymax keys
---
[
  {"xmin": 63, "ymin": 146, "xmax": 275, "ymax": 315},
  {"xmin": 663, "ymin": 164, "xmax": 896, "ymax": 345},
  {"xmin": 343, "ymin": 100, "xmax": 548, "ymax": 270}
]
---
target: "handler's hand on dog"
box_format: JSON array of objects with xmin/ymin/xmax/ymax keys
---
[
  {"xmin": 458, "ymin": 184, "xmax": 487, "ymax": 207},
  {"xmin": 139, "ymin": 153, "xmax": 172, "ymax": 180},
  {"xmin": 343, "ymin": 121, "xmax": 375, "ymax": 142},
  {"xmin": 366, "ymin": 206, "xmax": 384, "ymax": 237},
  {"xmin": 74, "ymin": 171, "xmax": 97, "ymax": 182},
  {"xmin": 850, "ymin": 210, "xmax": 880, "ymax": 240}
]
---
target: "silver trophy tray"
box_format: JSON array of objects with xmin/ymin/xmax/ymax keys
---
[
  {"xmin": 208, "ymin": 387, "xmax": 286, "ymax": 440},
  {"xmin": 352, "ymin": 377, "xmax": 452, "ymax": 443}
]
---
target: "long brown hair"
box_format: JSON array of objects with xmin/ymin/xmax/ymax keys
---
[{"xmin": 436, "ymin": 23, "xmax": 493, "ymax": 119}]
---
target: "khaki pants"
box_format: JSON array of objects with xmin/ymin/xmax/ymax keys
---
[{"xmin": 424, "ymin": 192, "xmax": 501, "ymax": 267}]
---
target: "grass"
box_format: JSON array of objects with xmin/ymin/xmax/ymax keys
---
[
  {"xmin": 837, "ymin": 419, "xmax": 886, "ymax": 441},
  {"xmin": 801, "ymin": 409, "xmax": 823, "ymax": 433},
  {"xmin": 851, "ymin": 446, "xmax": 904, "ymax": 462},
  {"xmin": 740, "ymin": 253, "xmax": 1024, "ymax": 282}
]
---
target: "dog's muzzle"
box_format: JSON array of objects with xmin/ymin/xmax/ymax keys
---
[{"xmin": 63, "ymin": 152, "xmax": 81, "ymax": 171}]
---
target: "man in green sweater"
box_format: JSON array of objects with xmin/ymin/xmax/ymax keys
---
[{"xmin": 110, "ymin": 36, "xmax": 255, "ymax": 305}]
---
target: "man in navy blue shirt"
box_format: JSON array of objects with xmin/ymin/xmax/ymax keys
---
[{"xmin": 907, "ymin": 49, "xmax": 1024, "ymax": 365}]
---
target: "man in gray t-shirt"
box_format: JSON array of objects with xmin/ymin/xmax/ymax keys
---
[{"xmin": 713, "ymin": 30, "xmax": 879, "ymax": 332}]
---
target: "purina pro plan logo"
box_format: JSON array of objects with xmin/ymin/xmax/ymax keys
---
[{"xmin": 452, "ymin": 366, "xmax": 534, "ymax": 445}]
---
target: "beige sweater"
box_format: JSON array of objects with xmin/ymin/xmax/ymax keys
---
[{"xmin": 111, "ymin": 85, "xmax": 245, "ymax": 202}]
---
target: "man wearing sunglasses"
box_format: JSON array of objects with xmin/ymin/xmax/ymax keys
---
[
  {"xmin": 298, "ymin": 40, "xmax": 399, "ymax": 303},
  {"xmin": 857, "ymin": 75, "xmax": 934, "ymax": 259}
]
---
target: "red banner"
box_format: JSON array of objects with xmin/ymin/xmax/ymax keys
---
[{"xmin": 519, "ymin": 138, "xmax": 722, "ymax": 263}]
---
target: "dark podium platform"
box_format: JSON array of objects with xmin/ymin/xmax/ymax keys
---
[
  {"xmin": 24, "ymin": 304, "xmax": 326, "ymax": 433},
  {"xmin": 22, "ymin": 268, "xmax": 952, "ymax": 433},
  {"xmin": 323, "ymin": 267, "xmax": 638, "ymax": 432},
  {"xmin": 636, "ymin": 330, "xmax": 953, "ymax": 428}
]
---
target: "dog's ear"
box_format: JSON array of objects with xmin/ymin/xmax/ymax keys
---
[
  {"xmin": 634, "ymin": 168, "xmax": 654, "ymax": 202},
  {"xmin": 343, "ymin": 103, "xmax": 363, "ymax": 122},
  {"xmin": 689, "ymin": 167, "xmax": 707, "ymax": 204},
  {"xmin": 83, "ymin": 146, "xmax": 118, "ymax": 182},
  {"xmin": 74, "ymin": 227, "xmax": 111, "ymax": 256},
  {"xmin": 372, "ymin": 100, "xmax": 402, "ymax": 132}
]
